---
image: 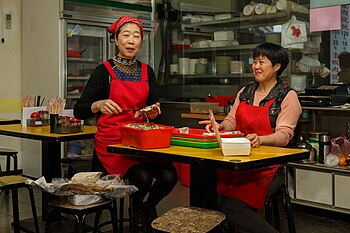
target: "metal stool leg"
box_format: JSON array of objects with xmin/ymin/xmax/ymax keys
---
[
  {"xmin": 4, "ymin": 152, "xmax": 18, "ymax": 195},
  {"xmin": 11, "ymin": 188, "xmax": 20, "ymax": 233},
  {"xmin": 73, "ymin": 214, "xmax": 85, "ymax": 233},
  {"xmin": 44, "ymin": 208, "xmax": 54, "ymax": 233},
  {"xmin": 5, "ymin": 156, "xmax": 11, "ymax": 195},
  {"xmin": 107, "ymin": 205, "xmax": 118, "ymax": 233},
  {"xmin": 119, "ymin": 197, "xmax": 125, "ymax": 233},
  {"xmin": 129, "ymin": 197, "xmax": 134, "ymax": 233},
  {"xmin": 283, "ymin": 183, "xmax": 296, "ymax": 233},
  {"xmin": 11, "ymin": 153, "xmax": 18, "ymax": 174},
  {"xmin": 272, "ymin": 194, "xmax": 280, "ymax": 231},
  {"xmin": 26, "ymin": 185, "xmax": 40, "ymax": 233},
  {"xmin": 93, "ymin": 210, "xmax": 102, "ymax": 233},
  {"xmin": 265, "ymin": 196, "xmax": 273, "ymax": 226}
]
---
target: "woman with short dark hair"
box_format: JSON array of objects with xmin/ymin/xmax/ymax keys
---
[{"xmin": 200, "ymin": 43, "xmax": 302, "ymax": 232}]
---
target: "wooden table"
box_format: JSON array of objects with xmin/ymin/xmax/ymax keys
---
[
  {"xmin": 107, "ymin": 144, "xmax": 309, "ymax": 209},
  {"xmin": 0, "ymin": 124, "xmax": 97, "ymax": 221}
]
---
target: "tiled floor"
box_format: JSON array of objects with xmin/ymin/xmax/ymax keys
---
[{"xmin": 1, "ymin": 182, "xmax": 350, "ymax": 233}]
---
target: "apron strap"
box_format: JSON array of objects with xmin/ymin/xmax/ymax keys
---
[
  {"xmin": 141, "ymin": 62, "xmax": 148, "ymax": 81},
  {"xmin": 103, "ymin": 61, "xmax": 117, "ymax": 80}
]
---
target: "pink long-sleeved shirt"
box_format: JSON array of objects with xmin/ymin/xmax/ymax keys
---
[{"xmin": 223, "ymin": 87, "xmax": 302, "ymax": 146}]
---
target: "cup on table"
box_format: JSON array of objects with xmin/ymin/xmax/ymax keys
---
[{"xmin": 49, "ymin": 114, "xmax": 58, "ymax": 133}]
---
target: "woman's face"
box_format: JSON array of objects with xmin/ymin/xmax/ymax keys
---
[
  {"xmin": 116, "ymin": 23, "xmax": 142, "ymax": 59},
  {"xmin": 252, "ymin": 55, "xmax": 280, "ymax": 83}
]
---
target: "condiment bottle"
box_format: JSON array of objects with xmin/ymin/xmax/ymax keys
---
[
  {"xmin": 309, "ymin": 131, "xmax": 328, "ymax": 163},
  {"xmin": 318, "ymin": 134, "xmax": 331, "ymax": 164}
]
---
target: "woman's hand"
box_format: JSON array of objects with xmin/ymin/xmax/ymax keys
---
[
  {"xmin": 145, "ymin": 102, "xmax": 161, "ymax": 119},
  {"xmin": 246, "ymin": 133, "xmax": 262, "ymax": 148},
  {"xmin": 93, "ymin": 99, "xmax": 122, "ymax": 114},
  {"xmin": 198, "ymin": 120, "xmax": 222, "ymax": 132}
]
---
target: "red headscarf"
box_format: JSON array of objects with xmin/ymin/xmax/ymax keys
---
[{"xmin": 109, "ymin": 16, "xmax": 144, "ymax": 39}]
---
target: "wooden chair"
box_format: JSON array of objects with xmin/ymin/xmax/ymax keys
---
[
  {"xmin": 151, "ymin": 206, "xmax": 227, "ymax": 233},
  {"xmin": 0, "ymin": 175, "xmax": 40, "ymax": 233}
]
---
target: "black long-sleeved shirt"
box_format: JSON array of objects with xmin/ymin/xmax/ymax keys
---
[{"xmin": 74, "ymin": 59, "xmax": 159, "ymax": 120}]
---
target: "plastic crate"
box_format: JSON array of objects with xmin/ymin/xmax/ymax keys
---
[
  {"xmin": 120, "ymin": 123, "xmax": 174, "ymax": 149},
  {"xmin": 205, "ymin": 96, "xmax": 234, "ymax": 106},
  {"xmin": 171, "ymin": 128, "xmax": 244, "ymax": 148}
]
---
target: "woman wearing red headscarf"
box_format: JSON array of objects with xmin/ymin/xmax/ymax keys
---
[{"xmin": 74, "ymin": 16, "xmax": 177, "ymax": 232}]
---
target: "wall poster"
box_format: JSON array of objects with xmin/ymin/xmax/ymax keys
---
[{"xmin": 330, "ymin": 5, "xmax": 350, "ymax": 83}]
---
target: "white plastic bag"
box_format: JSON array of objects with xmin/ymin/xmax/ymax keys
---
[{"xmin": 281, "ymin": 15, "xmax": 307, "ymax": 49}]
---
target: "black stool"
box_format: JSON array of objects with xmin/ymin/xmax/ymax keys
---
[
  {"xmin": 91, "ymin": 152, "xmax": 135, "ymax": 233},
  {"xmin": 0, "ymin": 175, "xmax": 40, "ymax": 233},
  {"xmin": 45, "ymin": 196, "xmax": 117, "ymax": 233},
  {"xmin": 265, "ymin": 168, "xmax": 295, "ymax": 233},
  {"xmin": 0, "ymin": 148, "xmax": 18, "ymax": 195}
]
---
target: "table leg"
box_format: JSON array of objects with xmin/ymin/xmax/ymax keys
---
[
  {"xmin": 41, "ymin": 141, "xmax": 62, "ymax": 222},
  {"xmin": 189, "ymin": 165, "xmax": 217, "ymax": 209}
]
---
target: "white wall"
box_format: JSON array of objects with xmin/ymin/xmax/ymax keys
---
[
  {"xmin": 0, "ymin": 0, "xmax": 22, "ymax": 172},
  {"xmin": 0, "ymin": 0, "xmax": 21, "ymax": 118}
]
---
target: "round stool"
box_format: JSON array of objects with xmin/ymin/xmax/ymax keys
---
[{"xmin": 152, "ymin": 206, "xmax": 227, "ymax": 233}]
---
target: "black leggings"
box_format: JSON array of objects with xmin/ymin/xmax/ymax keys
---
[
  {"xmin": 217, "ymin": 169, "xmax": 284, "ymax": 233},
  {"xmin": 91, "ymin": 152, "xmax": 178, "ymax": 210},
  {"xmin": 124, "ymin": 162, "xmax": 178, "ymax": 210}
]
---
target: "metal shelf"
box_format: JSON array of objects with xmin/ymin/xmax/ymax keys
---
[
  {"xmin": 181, "ymin": 10, "xmax": 307, "ymax": 31},
  {"xmin": 170, "ymin": 44, "xmax": 259, "ymax": 54},
  {"xmin": 67, "ymin": 76, "xmax": 90, "ymax": 80},
  {"xmin": 67, "ymin": 57, "xmax": 101, "ymax": 63},
  {"xmin": 168, "ymin": 73, "xmax": 254, "ymax": 79}
]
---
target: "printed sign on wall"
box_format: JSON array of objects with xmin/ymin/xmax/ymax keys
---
[{"xmin": 330, "ymin": 5, "xmax": 350, "ymax": 83}]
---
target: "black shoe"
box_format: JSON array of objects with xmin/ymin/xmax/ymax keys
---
[{"xmin": 133, "ymin": 209, "xmax": 148, "ymax": 233}]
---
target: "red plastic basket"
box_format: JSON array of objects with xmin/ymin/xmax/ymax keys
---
[
  {"xmin": 172, "ymin": 128, "xmax": 243, "ymax": 139},
  {"xmin": 121, "ymin": 123, "xmax": 174, "ymax": 149},
  {"xmin": 205, "ymin": 96, "xmax": 234, "ymax": 106}
]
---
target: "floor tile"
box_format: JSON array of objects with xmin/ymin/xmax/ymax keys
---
[{"xmin": 2, "ymin": 181, "xmax": 350, "ymax": 233}]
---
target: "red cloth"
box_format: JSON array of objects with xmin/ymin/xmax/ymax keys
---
[
  {"xmin": 109, "ymin": 16, "xmax": 144, "ymax": 38},
  {"xmin": 217, "ymin": 98, "xmax": 279, "ymax": 209},
  {"xmin": 94, "ymin": 61, "xmax": 148, "ymax": 177}
]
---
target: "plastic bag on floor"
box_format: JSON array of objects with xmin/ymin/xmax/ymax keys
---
[{"xmin": 68, "ymin": 194, "xmax": 103, "ymax": 206}]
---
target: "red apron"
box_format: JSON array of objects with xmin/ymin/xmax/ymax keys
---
[
  {"xmin": 217, "ymin": 99, "xmax": 280, "ymax": 209},
  {"xmin": 95, "ymin": 61, "xmax": 148, "ymax": 177}
]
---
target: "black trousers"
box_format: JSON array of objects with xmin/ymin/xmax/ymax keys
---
[
  {"xmin": 217, "ymin": 168, "xmax": 284, "ymax": 233},
  {"xmin": 92, "ymin": 151, "xmax": 178, "ymax": 210}
]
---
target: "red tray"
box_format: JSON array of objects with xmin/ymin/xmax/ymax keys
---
[
  {"xmin": 171, "ymin": 128, "xmax": 244, "ymax": 139},
  {"xmin": 121, "ymin": 123, "xmax": 174, "ymax": 149}
]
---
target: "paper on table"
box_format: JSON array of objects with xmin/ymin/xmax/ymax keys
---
[{"xmin": 209, "ymin": 109, "xmax": 251, "ymax": 156}]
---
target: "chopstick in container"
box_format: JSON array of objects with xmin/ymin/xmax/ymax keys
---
[{"xmin": 40, "ymin": 97, "xmax": 45, "ymax": 106}]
